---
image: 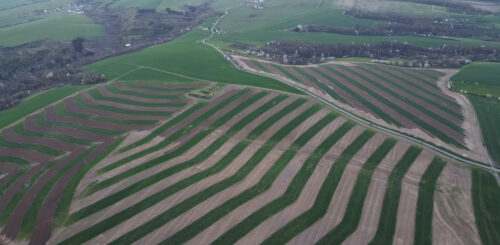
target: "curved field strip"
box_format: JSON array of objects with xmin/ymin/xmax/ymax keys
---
[
  {"xmin": 56, "ymin": 97, "xmax": 314, "ymax": 244},
  {"xmin": 97, "ymin": 86, "xmax": 188, "ymax": 105},
  {"xmin": 89, "ymin": 89, "xmax": 187, "ymax": 108},
  {"xmin": 413, "ymin": 157, "xmax": 447, "ymax": 245},
  {"xmin": 364, "ymin": 146, "xmax": 424, "ymax": 245},
  {"xmin": 2, "ymin": 127, "xmax": 82, "ymax": 153},
  {"xmin": 432, "ymin": 164, "xmax": 481, "ymax": 245},
  {"xmin": 13, "ymin": 122, "xmax": 93, "ymax": 146},
  {"xmin": 0, "ymin": 146, "xmax": 54, "ymax": 165},
  {"xmin": 106, "ymin": 83, "xmax": 184, "ymax": 100},
  {"xmin": 0, "ymin": 135, "xmax": 64, "ymax": 157},
  {"xmin": 129, "ymin": 81, "xmax": 207, "ymax": 90},
  {"xmin": 471, "ymin": 168, "xmax": 500, "ymax": 245},
  {"xmin": 357, "ymin": 65, "xmax": 463, "ymax": 121},
  {"xmin": 324, "ymin": 65, "xmax": 464, "ymax": 147},
  {"xmin": 112, "ymin": 82, "xmax": 187, "ymax": 97},
  {"xmin": 0, "ymin": 157, "xmax": 31, "ymax": 169},
  {"xmin": 284, "ymin": 138, "xmax": 396, "ymax": 245},
  {"xmin": 71, "ymin": 93, "xmax": 284, "ymax": 214},
  {"xmin": 30, "ymin": 113, "xmax": 107, "ymax": 142},
  {"xmin": 80, "ymin": 92, "xmax": 176, "ymax": 115}
]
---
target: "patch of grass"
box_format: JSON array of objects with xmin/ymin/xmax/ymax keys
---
[
  {"xmin": 213, "ymin": 123, "xmax": 365, "ymax": 245},
  {"xmin": 368, "ymin": 146, "xmax": 423, "ymax": 245},
  {"xmin": 452, "ymin": 62, "xmax": 500, "ymax": 90},
  {"xmin": 111, "ymin": 104, "xmax": 323, "ymax": 244},
  {"xmin": 73, "ymin": 95, "xmax": 173, "ymax": 116},
  {"xmin": 471, "ymin": 168, "xmax": 500, "ymax": 245},
  {"xmin": 324, "ymin": 66, "xmax": 464, "ymax": 148},
  {"xmin": 413, "ymin": 157, "xmax": 447, "ymax": 245},
  {"xmin": 357, "ymin": 65, "xmax": 463, "ymax": 121},
  {"xmin": 96, "ymin": 89, "xmax": 250, "ymax": 175},
  {"xmin": 309, "ymin": 66, "xmax": 402, "ymax": 127},
  {"xmin": 53, "ymin": 136, "xmax": 125, "ymax": 229},
  {"xmin": 468, "ymin": 96, "xmax": 500, "ymax": 167},
  {"xmin": 340, "ymin": 65, "xmax": 464, "ymax": 135},
  {"xmin": 0, "ymin": 136, "xmax": 64, "ymax": 157},
  {"xmin": 0, "ymin": 85, "xmax": 89, "ymax": 130},
  {"xmin": 304, "ymin": 139, "xmax": 398, "ymax": 245},
  {"xmin": 89, "ymin": 89, "xmax": 186, "ymax": 108},
  {"xmin": 0, "ymin": 156, "xmax": 31, "ymax": 168},
  {"xmin": 35, "ymin": 112, "xmax": 124, "ymax": 136},
  {"xmin": 13, "ymin": 123, "xmax": 93, "ymax": 146},
  {"xmin": 68, "ymin": 94, "xmax": 287, "ymax": 226},
  {"xmin": 292, "ymin": 67, "xmax": 349, "ymax": 105}
]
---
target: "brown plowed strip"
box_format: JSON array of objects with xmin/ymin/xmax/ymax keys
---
[
  {"xmin": 342, "ymin": 141, "xmax": 411, "ymax": 245},
  {"xmin": 0, "ymin": 147, "xmax": 53, "ymax": 165},
  {"xmin": 350, "ymin": 66, "xmax": 461, "ymax": 125},
  {"xmin": 113, "ymin": 83, "xmax": 187, "ymax": 96},
  {"xmin": 359, "ymin": 64, "xmax": 462, "ymax": 115},
  {"xmin": 374, "ymin": 65, "xmax": 458, "ymax": 106},
  {"xmin": 0, "ymin": 164, "xmax": 20, "ymax": 189},
  {"xmin": 330, "ymin": 65, "xmax": 464, "ymax": 143},
  {"xmin": 97, "ymin": 86, "xmax": 189, "ymax": 104},
  {"xmin": 393, "ymin": 150, "xmax": 434, "ymax": 245},
  {"xmin": 48, "ymin": 103, "xmax": 153, "ymax": 132},
  {"xmin": 24, "ymin": 114, "xmax": 105, "ymax": 142},
  {"xmin": 65, "ymin": 97, "xmax": 166, "ymax": 122},
  {"xmin": 72, "ymin": 94, "xmax": 281, "ymax": 212},
  {"xmin": 51, "ymin": 101, "xmax": 311, "ymax": 244},
  {"xmin": 81, "ymin": 91, "xmax": 180, "ymax": 113},
  {"xmin": 2, "ymin": 127, "xmax": 83, "ymax": 153},
  {"xmin": 186, "ymin": 118, "xmax": 354, "ymax": 245},
  {"xmin": 301, "ymin": 67, "xmax": 375, "ymax": 115},
  {"xmin": 131, "ymin": 81, "xmax": 207, "ymax": 90},
  {"xmin": 432, "ymin": 164, "xmax": 481, "ymax": 245},
  {"xmin": 29, "ymin": 140, "xmax": 114, "ymax": 245},
  {"xmin": 160, "ymin": 89, "xmax": 240, "ymax": 137},
  {"xmin": 247, "ymin": 134, "xmax": 387, "ymax": 245},
  {"xmin": 316, "ymin": 66, "xmax": 417, "ymax": 129},
  {"xmin": 135, "ymin": 111, "xmax": 334, "ymax": 244},
  {"xmin": 403, "ymin": 68, "xmax": 442, "ymax": 84}
]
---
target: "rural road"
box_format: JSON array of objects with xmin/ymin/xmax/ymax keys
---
[{"xmin": 201, "ymin": 8, "xmax": 500, "ymax": 175}]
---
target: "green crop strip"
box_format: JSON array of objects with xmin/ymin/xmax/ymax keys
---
[
  {"xmin": 110, "ymin": 105, "xmax": 323, "ymax": 244},
  {"xmin": 269, "ymin": 64, "xmax": 304, "ymax": 85},
  {"xmin": 97, "ymin": 89, "xmax": 250, "ymax": 175},
  {"xmin": 288, "ymin": 138, "xmax": 397, "ymax": 245},
  {"xmin": 366, "ymin": 65, "xmax": 459, "ymax": 108},
  {"xmin": 121, "ymin": 82, "xmax": 195, "ymax": 92},
  {"xmin": 119, "ymin": 102, "xmax": 208, "ymax": 153},
  {"xmin": 73, "ymin": 95, "xmax": 173, "ymax": 116},
  {"xmin": 68, "ymin": 94, "xmax": 287, "ymax": 226},
  {"xmin": 17, "ymin": 147, "xmax": 96, "ymax": 239},
  {"xmin": 13, "ymin": 123, "xmax": 93, "ymax": 146},
  {"xmin": 471, "ymin": 168, "xmax": 500, "ymax": 245},
  {"xmin": 89, "ymin": 89, "xmax": 186, "ymax": 108},
  {"xmin": 54, "ymin": 136, "xmax": 125, "ymax": 229},
  {"xmin": 413, "ymin": 157, "xmax": 446, "ymax": 245},
  {"xmin": 35, "ymin": 112, "xmax": 124, "ymax": 136},
  {"xmin": 55, "ymin": 103, "xmax": 157, "ymax": 126},
  {"xmin": 105, "ymin": 84, "xmax": 183, "ymax": 99},
  {"xmin": 384, "ymin": 66, "xmax": 439, "ymax": 89},
  {"xmin": 160, "ymin": 113, "xmax": 337, "ymax": 244},
  {"xmin": 339, "ymin": 65, "xmax": 464, "ymax": 135},
  {"xmin": 357, "ymin": 66, "xmax": 463, "ymax": 121},
  {"xmin": 0, "ymin": 156, "xmax": 31, "ymax": 168},
  {"xmin": 309, "ymin": 67, "xmax": 402, "ymax": 127},
  {"xmin": 0, "ymin": 136, "xmax": 64, "ymax": 157},
  {"xmin": 0, "ymin": 169, "xmax": 26, "ymax": 198},
  {"xmin": 0, "ymin": 159, "xmax": 60, "ymax": 226},
  {"xmin": 213, "ymin": 122, "xmax": 361, "ymax": 245},
  {"xmin": 292, "ymin": 67, "xmax": 349, "ymax": 105},
  {"xmin": 251, "ymin": 60, "xmax": 272, "ymax": 73},
  {"xmin": 60, "ymin": 98, "xmax": 311, "ymax": 245},
  {"xmin": 367, "ymin": 146, "xmax": 422, "ymax": 245},
  {"xmin": 323, "ymin": 66, "xmax": 464, "ymax": 148}
]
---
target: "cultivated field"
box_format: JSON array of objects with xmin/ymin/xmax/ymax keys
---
[
  {"xmin": 0, "ymin": 79, "xmax": 496, "ymax": 245},
  {"xmin": 235, "ymin": 57, "xmax": 490, "ymax": 163}
]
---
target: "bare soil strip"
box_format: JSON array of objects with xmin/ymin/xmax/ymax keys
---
[
  {"xmin": 25, "ymin": 114, "xmax": 106, "ymax": 142},
  {"xmin": 342, "ymin": 141, "xmax": 411, "ymax": 245},
  {"xmin": 1, "ymin": 127, "xmax": 82, "ymax": 153},
  {"xmin": 113, "ymin": 83, "xmax": 187, "ymax": 96},
  {"xmin": 432, "ymin": 163, "xmax": 481, "ymax": 245},
  {"xmin": 330, "ymin": 65, "xmax": 464, "ymax": 143},
  {"xmin": 186, "ymin": 119, "xmax": 357, "ymax": 245},
  {"xmin": 49, "ymin": 100, "xmax": 311, "ymax": 244},
  {"xmin": 97, "ymin": 86, "xmax": 189, "ymax": 104},
  {"xmin": 0, "ymin": 164, "xmax": 20, "ymax": 189},
  {"xmin": 393, "ymin": 150, "xmax": 434, "ymax": 245},
  {"xmin": 0, "ymin": 147, "xmax": 53, "ymax": 165},
  {"xmin": 71, "ymin": 94, "xmax": 280, "ymax": 212},
  {"xmin": 130, "ymin": 81, "xmax": 207, "ymax": 90},
  {"xmin": 133, "ymin": 110, "xmax": 333, "ymax": 244},
  {"xmin": 81, "ymin": 91, "xmax": 180, "ymax": 112},
  {"xmin": 359, "ymin": 64, "xmax": 462, "ymax": 116},
  {"xmin": 350, "ymin": 66, "xmax": 461, "ymax": 125},
  {"xmin": 317, "ymin": 66, "xmax": 418, "ymax": 129},
  {"xmin": 274, "ymin": 134, "xmax": 387, "ymax": 245}
]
